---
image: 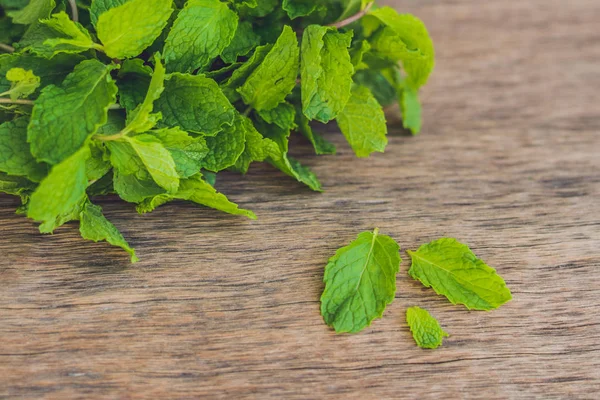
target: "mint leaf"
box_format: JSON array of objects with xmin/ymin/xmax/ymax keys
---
[
  {"xmin": 221, "ymin": 21, "xmax": 260, "ymax": 64},
  {"xmin": 4, "ymin": 67, "xmax": 40, "ymax": 100},
  {"xmin": 27, "ymin": 145, "xmax": 90, "ymax": 229},
  {"xmin": 124, "ymin": 55, "xmax": 165, "ymax": 134},
  {"xmin": 154, "ymin": 72, "xmax": 235, "ymax": 135},
  {"xmin": 28, "ymin": 59, "xmax": 117, "ymax": 165},
  {"xmin": 79, "ymin": 201, "xmax": 138, "ymax": 263},
  {"xmin": 90, "ymin": 0, "xmax": 129, "ymax": 27},
  {"xmin": 0, "ymin": 171, "xmax": 35, "ymax": 197},
  {"xmin": 148, "ymin": 127, "xmax": 208, "ymax": 179},
  {"xmin": 301, "ymin": 25, "xmax": 354, "ymax": 122},
  {"xmin": 367, "ymin": 8, "xmax": 435, "ymax": 89},
  {"xmin": 282, "ymin": 0, "xmax": 319, "ymax": 20},
  {"xmin": 407, "ymin": 238, "xmax": 513, "ymax": 310},
  {"xmin": 221, "ymin": 43, "xmax": 272, "ymax": 102},
  {"xmin": 116, "ymin": 58, "xmax": 152, "ymax": 113},
  {"xmin": 257, "ymin": 101, "xmax": 296, "ymax": 131},
  {"xmin": 8, "ymin": 0, "xmax": 55, "ymax": 25},
  {"xmin": 406, "ymin": 306, "xmax": 449, "ymax": 349},
  {"xmin": 96, "ymin": 0, "xmax": 173, "ymax": 59},
  {"xmin": 400, "ymin": 83, "xmax": 422, "ymax": 134},
  {"xmin": 321, "ymin": 228, "xmax": 401, "ymax": 333},
  {"xmin": 137, "ymin": 173, "xmax": 256, "ymax": 220},
  {"xmin": 113, "ymin": 171, "xmax": 164, "ymax": 203},
  {"xmin": 297, "ymin": 112, "xmax": 336, "ymax": 155},
  {"xmin": 20, "ymin": 12, "xmax": 98, "ymax": 58},
  {"xmin": 164, "ymin": 0, "xmax": 238, "ymax": 73},
  {"xmin": 238, "ymin": 25, "xmax": 299, "ymax": 111},
  {"xmin": 201, "ymin": 113, "xmax": 247, "ymax": 172},
  {"xmin": 233, "ymin": 116, "xmax": 278, "ymax": 174},
  {"xmin": 0, "ymin": 116, "xmax": 47, "ymax": 181},
  {"xmin": 336, "ymin": 85, "xmax": 387, "ymax": 157}
]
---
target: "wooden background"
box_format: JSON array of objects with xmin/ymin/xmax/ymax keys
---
[{"xmin": 1, "ymin": 0, "xmax": 599, "ymax": 398}]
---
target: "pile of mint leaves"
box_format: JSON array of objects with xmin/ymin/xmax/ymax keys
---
[{"xmin": 0, "ymin": 0, "xmax": 434, "ymax": 262}]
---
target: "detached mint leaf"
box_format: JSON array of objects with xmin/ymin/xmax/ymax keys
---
[
  {"xmin": 336, "ymin": 85, "xmax": 387, "ymax": 158},
  {"xmin": 406, "ymin": 306, "xmax": 449, "ymax": 349},
  {"xmin": 0, "ymin": 116, "xmax": 47, "ymax": 181},
  {"xmin": 164, "ymin": 0, "xmax": 238, "ymax": 73},
  {"xmin": 321, "ymin": 228, "xmax": 401, "ymax": 333},
  {"xmin": 154, "ymin": 73, "xmax": 235, "ymax": 135},
  {"xmin": 301, "ymin": 25, "xmax": 354, "ymax": 123},
  {"xmin": 238, "ymin": 25, "xmax": 299, "ymax": 111},
  {"xmin": 27, "ymin": 145, "xmax": 90, "ymax": 229},
  {"xmin": 407, "ymin": 238, "xmax": 513, "ymax": 311},
  {"xmin": 96, "ymin": 0, "xmax": 173, "ymax": 59},
  {"xmin": 137, "ymin": 173, "xmax": 256, "ymax": 220},
  {"xmin": 28, "ymin": 59, "xmax": 117, "ymax": 165},
  {"xmin": 79, "ymin": 201, "xmax": 138, "ymax": 263},
  {"xmin": 367, "ymin": 8, "xmax": 435, "ymax": 89},
  {"xmin": 8, "ymin": 0, "xmax": 55, "ymax": 25},
  {"xmin": 4, "ymin": 67, "xmax": 40, "ymax": 100}
]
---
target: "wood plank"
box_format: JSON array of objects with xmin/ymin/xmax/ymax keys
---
[{"xmin": 1, "ymin": 0, "xmax": 599, "ymax": 397}]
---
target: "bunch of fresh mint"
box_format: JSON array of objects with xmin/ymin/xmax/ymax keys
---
[{"xmin": 0, "ymin": 0, "xmax": 434, "ymax": 262}]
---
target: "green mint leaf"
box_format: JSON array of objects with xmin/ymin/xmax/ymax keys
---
[
  {"xmin": 221, "ymin": 43, "xmax": 272, "ymax": 103},
  {"xmin": 89, "ymin": 0, "xmax": 129, "ymax": 27},
  {"xmin": 164, "ymin": 0, "xmax": 238, "ymax": 73},
  {"xmin": 233, "ymin": 116, "xmax": 278, "ymax": 174},
  {"xmin": 296, "ymin": 112, "xmax": 336, "ymax": 155},
  {"xmin": 8, "ymin": 0, "xmax": 55, "ymax": 25},
  {"xmin": 96, "ymin": 110, "xmax": 126, "ymax": 135},
  {"xmin": 113, "ymin": 171, "xmax": 165, "ymax": 203},
  {"xmin": 116, "ymin": 58, "xmax": 152, "ymax": 113},
  {"xmin": 37, "ymin": 197, "xmax": 86, "ymax": 234},
  {"xmin": 19, "ymin": 12, "xmax": 98, "ymax": 58},
  {"xmin": 201, "ymin": 113, "xmax": 247, "ymax": 172},
  {"xmin": 148, "ymin": 127, "xmax": 208, "ymax": 179},
  {"xmin": 282, "ymin": 0, "xmax": 318, "ymax": 20},
  {"xmin": 0, "ymin": 171, "xmax": 35, "ymax": 197},
  {"xmin": 238, "ymin": 25, "xmax": 299, "ymax": 111},
  {"xmin": 367, "ymin": 8, "xmax": 435, "ymax": 89},
  {"xmin": 0, "ymin": 116, "xmax": 47, "ymax": 181},
  {"xmin": 236, "ymin": 0, "xmax": 277, "ymax": 18},
  {"xmin": 350, "ymin": 39, "xmax": 371, "ymax": 70},
  {"xmin": 301, "ymin": 25, "xmax": 354, "ymax": 123},
  {"xmin": 137, "ymin": 173, "xmax": 256, "ymax": 220},
  {"xmin": 28, "ymin": 59, "xmax": 117, "ymax": 165},
  {"xmin": 79, "ymin": 201, "xmax": 138, "ymax": 263},
  {"xmin": 0, "ymin": 53, "xmax": 84, "ymax": 94},
  {"xmin": 86, "ymin": 141, "xmax": 111, "ymax": 181},
  {"xmin": 257, "ymin": 101, "xmax": 296, "ymax": 131},
  {"xmin": 336, "ymin": 85, "xmax": 387, "ymax": 158},
  {"xmin": 96, "ymin": 0, "xmax": 173, "ymax": 59},
  {"xmin": 406, "ymin": 306, "xmax": 449, "ymax": 349},
  {"xmin": 221, "ymin": 21, "xmax": 260, "ymax": 64},
  {"xmin": 154, "ymin": 72, "xmax": 235, "ymax": 135},
  {"xmin": 124, "ymin": 55, "xmax": 165, "ymax": 134},
  {"xmin": 400, "ymin": 83, "xmax": 422, "ymax": 134},
  {"xmin": 407, "ymin": 238, "xmax": 513, "ymax": 311},
  {"xmin": 320, "ymin": 228, "xmax": 401, "ymax": 333},
  {"xmin": 353, "ymin": 68, "xmax": 397, "ymax": 107},
  {"xmin": 4, "ymin": 67, "xmax": 40, "ymax": 100},
  {"xmin": 27, "ymin": 145, "xmax": 90, "ymax": 229}
]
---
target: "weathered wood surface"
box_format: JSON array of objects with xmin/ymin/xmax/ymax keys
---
[{"xmin": 1, "ymin": 0, "xmax": 599, "ymax": 398}]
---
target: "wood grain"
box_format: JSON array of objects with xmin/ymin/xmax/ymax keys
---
[{"xmin": 1, "ymin": 0, "xmax": 600, "ymax": 398}]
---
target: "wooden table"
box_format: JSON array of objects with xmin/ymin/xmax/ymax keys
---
[{"xmin": 1, "ymin": 0, "xmax": 599, "ymax": 398}]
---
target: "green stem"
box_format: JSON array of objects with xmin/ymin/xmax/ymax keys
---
[{"xmin": 94, "ymin": 132, "xmax": 125, "ymax": 142}]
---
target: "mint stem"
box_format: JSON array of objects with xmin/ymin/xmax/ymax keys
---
[
  {"xmin": 0, "ymin": 43, "xmax": 15, "ymax": 53},
  {"xmin": 68, "ymin": 0, "xmax": 79, "ymax": 23},
  {"xmin": 329, "ymin": 2, "xmax": 374, "ymax": 29},
  {"xmin": 0, "ymin": 98, "xmax": 34, "ymax": 106}
]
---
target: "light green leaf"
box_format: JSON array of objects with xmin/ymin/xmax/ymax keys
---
[
  {"xmin": 8, "ymin": 0, "xmax": 55, "ymax": 25},
  {"xmin": 79, "ymin": 201, "xmax": 138, "ymax": 263},
  {"xmin": 154, "ymin": 72, "xmax": 235, "ymax": 135},
  {"xmin": 0, "ymin": 116, "xmax": 47, "ymax": 181},
  {"xmin": 97, "ymin": 0, "xmax": 173, "ymax": 59},
  {"xmin": 137, "ymin": 173, "xmax": 256, "ymax": 220},
  {"xmin": 4, "ymin": 67, "xmax": 40, "ymax": 100},
  {"xmin": 337, "ymin": 0, "xmax": 369, "ymax": 21},
  {"xmin": 282, "ymin": 0, "xmax": 319, "ymax": 19},
  {"xmin": 297, "ymin": 112, "xmax": 336, "ymax": 155},
  {"xmin": 201, "ymin": 113, "xmax": 247, "ymax": 172},
  {"xmin": 336, "ymin": 85, "xmax": 387, "ymax": 158},
  {"xmin": 301, "ymin": 25, "xmax": 354, "ymax": 122},
  {"xmin": 257, "ymin": 101, "xmax": 296, "ymax": 131},
  {"xmin": 407, "ymin": 238, "xmax": 513, "ymax": 311},
  {"xmin": 28, "ymin": 59, "xmax": 117, "ymax": 165},
  {"xmin": 221, "ymin": 21, "xmax": 260, "ymax": 64},
  {"xmin": 350, "ymin": 39, "xmax": 371, "ymax": 70},
  {"xmin": 86, "ymin": 141, "xmax": 111, "ymax": 181},
  {"xmin": 116, "ymin": 58, "xmax": 152, "ymax": 113},
  {"xmin": 236, "ymin": 0, "xmax": 277, "ymax": 17},
  {"xmin": 164, "ymin": 0, "xmax": 238, "ymax": 73},
  {"xmin": 367, "ymin": 8, "xmax": 435, "ymax": 88},
  {"xmin": 113, "ymin": 171, "xmax": 165, "ymax": 203},
  {"xmin": 221, "ymin": 43, "xmax": 272, "ymax": 103},
  {"xmin": 148, "ymin": 126, "xmax": 208, "ymax": 178},
  {"xmin": 27, "ymin": 145, "xmax": 90, "ymax": 228},
  {"xmin": 406, "ymin": 306, "xmax": 449, "ymax": 349},
  {"xmin": 233, "ymin": 116, "xmax": 277, "ymax": 174},
  {"xmin": 37, "ymin": 196, "xmax": 85, "ymax": 234},
  {"xmin": 321, "ymin": 228, "xmax": 401, "ymax": 333},
  {"xmin": 238, "ymin": 25, "xmax": 299, "ymax": 111},
  {"xmin": 353, "ymin": 68, "xmax": 397, "ymax": 107},
  {"xmin": 124, "ymin": 55, "xmax": 165, "ymax": 134},
  {"xmin": 400, "ymin": 83, "xmax": 422, "ymax": 134},
  {"xmin": 90, "ymin": 0, "xmax": 129, "ymax": 27}
]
